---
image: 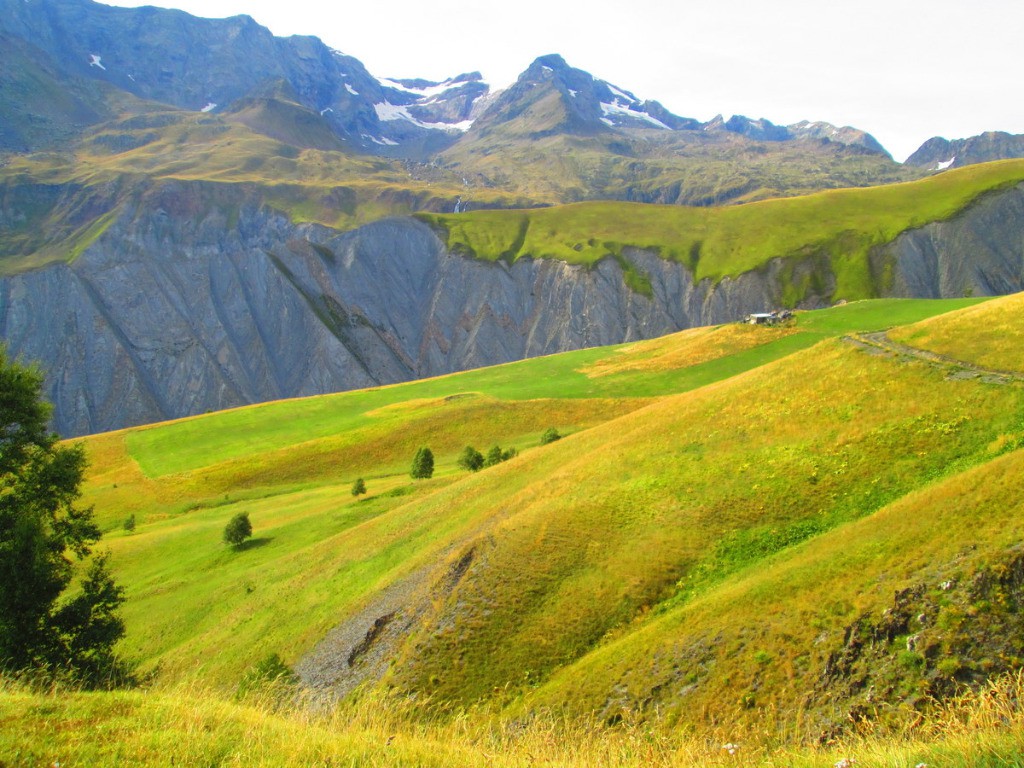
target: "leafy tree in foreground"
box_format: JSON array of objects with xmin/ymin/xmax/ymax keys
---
[
  {"xmin": 458, "ymin": 446, "xmax": 485, "ymax": 472},
  {"xmin": 223, "ymin": 511, "xmax": 253, "ymax": 547},
  {"xmin": 540, "ymin": 427, "xmax": 562, "ymax": 445},
  {"xmin": 0, "ymin": 348, "xmax": 127, "ymax": 685},
  {"xmin": 411, "ymin": 447, "xmax": 434, "ymax": 479},
  {"xmin": 351, "ymin": 477, "xmax": 367, "ymax": 496}
]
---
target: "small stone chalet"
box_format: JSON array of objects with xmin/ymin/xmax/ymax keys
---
[{"xmin": 745, "ymin": 309, "xmax": 793, "ymax": 325}]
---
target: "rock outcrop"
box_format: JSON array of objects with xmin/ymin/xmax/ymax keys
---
[
  {"xmin": 905, "ymin": 132, "xmax": 1024, "ymax": 171},
  {"xmin": 872, "ymin": 182, "xmax": 1024, "ymax": 297}
]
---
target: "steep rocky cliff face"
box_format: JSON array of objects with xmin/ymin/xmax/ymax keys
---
[
  {"xmin": 0, "ymin": 181, "xmax": 823, "ymax": 436},
  {"xmin": 4, "ymin": 181, "xmax": 1024, "ymax": 437},
  {"xmin": 873, "ymin": 183, "xmax": 1024, "ymax": 298}
]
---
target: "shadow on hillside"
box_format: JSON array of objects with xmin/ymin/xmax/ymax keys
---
[{"xmin": 236, "ymin": 537, "xmax": 273, "ymax": 551}]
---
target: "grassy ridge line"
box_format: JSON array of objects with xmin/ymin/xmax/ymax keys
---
[
  {"xmin": 119, "ymin": 297, "xmax": 986, "ymax": 479},
  {"xmin": 419, "ymin": 159, "xmax": 1024, "ymax": 297}
]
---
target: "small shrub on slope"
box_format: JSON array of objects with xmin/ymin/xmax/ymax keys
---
[
  {"xmin": 540, "ymin": 427, "xmax": 562, "ymax": 445},
  {"xmin": 458, "ymin": 446, "xmax": 485, "ymax": 472}
]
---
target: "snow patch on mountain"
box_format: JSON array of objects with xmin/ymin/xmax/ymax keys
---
[
  {"xmin": 606, "ymin": 84, "xmax": 636, "ymax": 103},
  {"xmin": 599, "ymin": 101, "xmax": 669, "ymax": 130},
  {"xmin": 363, "ymin": 134, "xmax": 399, "ymax": 146},
  {"xmin": 374, "ymin": 102, "xmax": 474, "ymax": 132},
  {"xmin": 375, "ymin": 76, "xmax": 473, "ymax": 99}
]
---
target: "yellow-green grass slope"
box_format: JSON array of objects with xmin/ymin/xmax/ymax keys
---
[
  {"xmin": 39, "ymin": 295, "xmax": 1024, "ymax": 746},
  {"xmin": 382, "ymin": 332, "xmax": 1024, "ymax": 720},
  {"xmin": 890, "ymin": 289, "xmax": 1024, "ymax": 373},
  {"xmin": 3, "ymin": 673, "xmax": 1024, "ymax": 767},
  {"xmin": 420, "ymin": 159, "xmax": 1024, "ymax": 300},
  {"xmin": 71, "ymin": 299, "xmax": 976, "ymax": 686}
]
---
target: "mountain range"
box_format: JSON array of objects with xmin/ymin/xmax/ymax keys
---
[
  {"xmin": 3, "ymin": 0, "xmax": 1024, "ymax": 437},
  {"xmin": 7, "ymin": 3, "xmax": 1024, "ymax": 762}
]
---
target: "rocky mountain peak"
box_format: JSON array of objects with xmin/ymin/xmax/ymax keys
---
[
  {"xmin": 703, "ymin": 114, "xmax": 890, "ymax": 156},
  {"xmin": 905, "ymin": 131, "xmax": 1024, "ymax": 171},
  {"xmin": 471, "ymin": 53, "xmax": 695, "ymax": 137}
]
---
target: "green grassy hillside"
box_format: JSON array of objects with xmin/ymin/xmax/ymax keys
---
[
  {"xmin": 420, "ymin": 159, "xmax": 1024, "ymax": 300},
  {"xmin": 381, "ymin": 335, "xmax": 1024, "ymax": 714},
  {"xmin": 3, "ymin": 673, "xmax": 1023, "ymax": 767},
  {"xmin": 66, "ymin": 299, "xmax": 995, "ymax": 694},
  {"xmin": 10, "ymin": 294, "xmax": 1024, "ymax": 763},
  {"xmin": 890, "ymin": 290, "xmax": 1024, "ymax": 372}
]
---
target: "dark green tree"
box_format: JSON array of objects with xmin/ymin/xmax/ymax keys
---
[
  {"xmin": 223, "ymin": 511, "xmax": 253, "ymax": 547},
  {"xmin": 50, "ymin": 552, "xmax": 126, "ymax": 684},
  {"xmin": 410, "ymin": 447, "xmax": 434, "ymax": 479},
  {"xmin": 457, "ymin": 446, "xmax": 484, "ymax": 472},
  {"xmin": 0, "ymin": 348, "xmax": 127, "ymax": 684},
  {"xmin": 540, "ymin": 427, "xmax": 562, "ymax": 445},
  {"xmin": 351, "ymin": 477, "xmax": 367, "ymax": 496},
  {"xmin": 484, "ymin": 445, "xmax": 503, "ymax": 467}
]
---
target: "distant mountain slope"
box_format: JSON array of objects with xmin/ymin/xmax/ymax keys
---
[
  {"xmin": 0, "ymin": 30, "xmax": 138, "ymax": 151},
  {"xmin": 0, "ymin": 0, "xmax": 932, "ymax": 209},
  {"xmin": 906, "ymin": 131, "xmax": 1024, "ymax": 171},
  {"xmin": 0, "ymin": 0, "xmax": 480, "ymax": 155},
  {"xmin": 222, "ymin": 80, "xmax": 347, "ymax": 151},
  {"xmin": 438, "ymin": 54, "xmax": 911, "ymax": 205}
]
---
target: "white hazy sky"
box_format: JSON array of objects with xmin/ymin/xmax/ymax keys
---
[{"xmin": 100, "ymin": 0, "xmax": 1022, "ymax": 161}]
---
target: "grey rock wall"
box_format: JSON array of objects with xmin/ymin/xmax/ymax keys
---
[
  {"xmin": 0, "ymin": 194, "xmax": 817, "ymax": 436},
  {"xmin": 873, "ymin": 183, "xmax": 1024, "ymax": 298}
]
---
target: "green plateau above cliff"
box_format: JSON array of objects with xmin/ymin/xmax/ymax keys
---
[{"xmin": 420, "ymin": 159, "xmax": 1024, "ymax": 298}]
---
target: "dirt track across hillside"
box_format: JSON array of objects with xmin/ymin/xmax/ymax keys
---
[{"xmin": 843, "ymin": 332, "xmax": 1024, "ymax": 385}]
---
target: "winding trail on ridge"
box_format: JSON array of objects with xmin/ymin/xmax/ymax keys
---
[{"xmin": 843, "ymin": 331, "xmax": 1024, "ymax": 385}]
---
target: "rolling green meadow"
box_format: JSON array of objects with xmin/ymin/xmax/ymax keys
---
[{"xmin": 8, "ymin": 295, "xmax": 1024, "ymax": 766}]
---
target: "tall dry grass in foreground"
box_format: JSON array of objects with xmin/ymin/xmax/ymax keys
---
[{"xmin": 3, "ymin": 672, "xmax": 1024, "ymax": 766}]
